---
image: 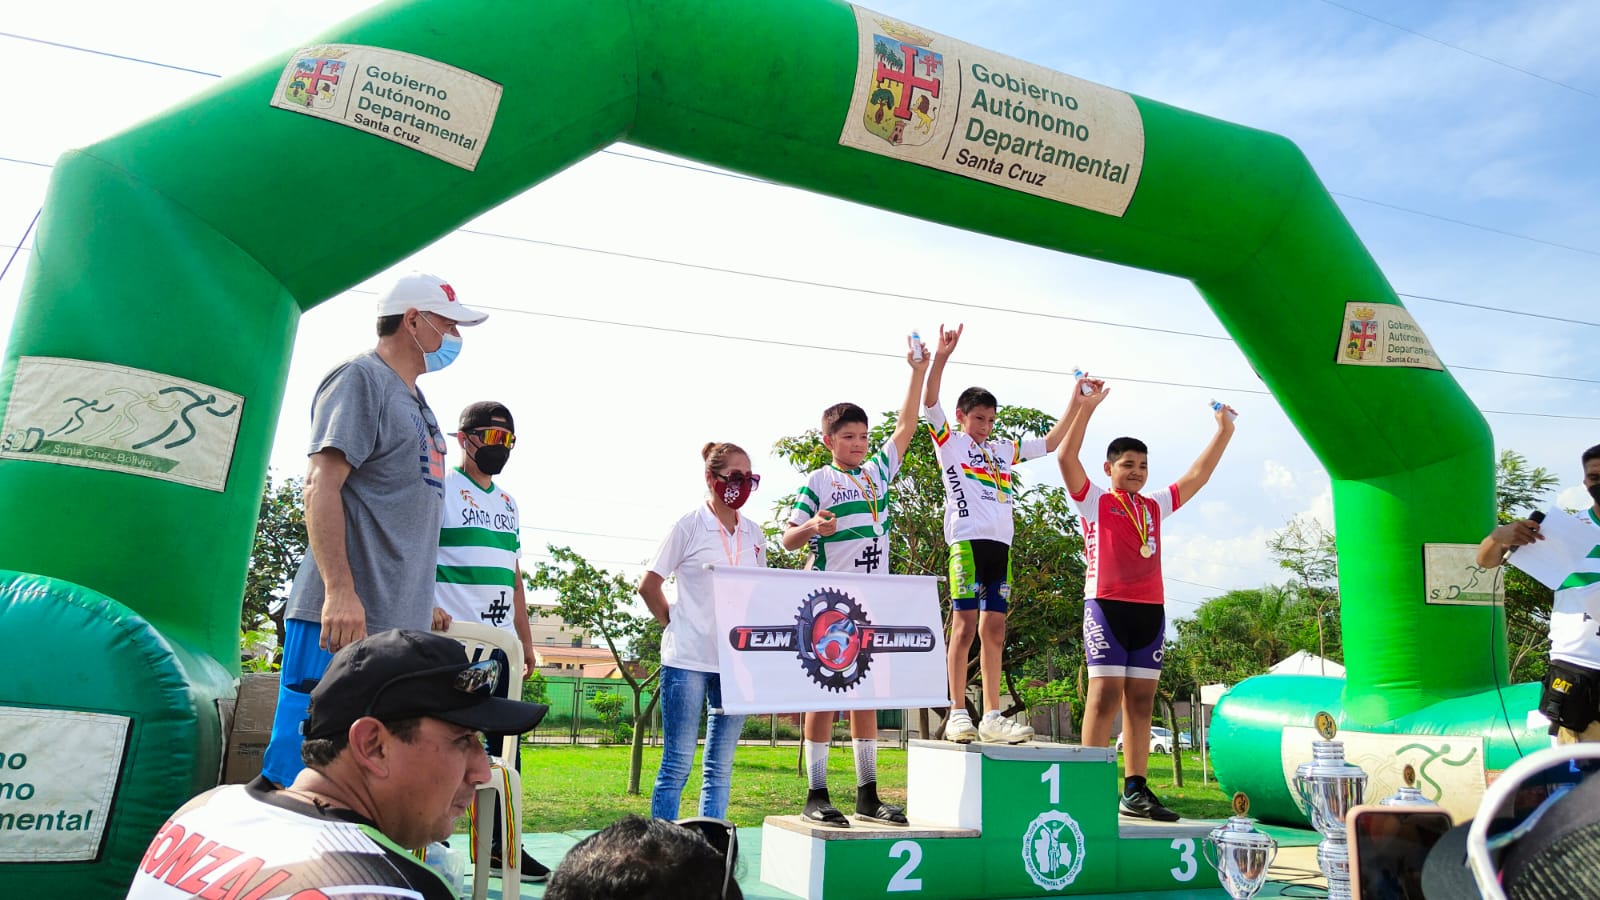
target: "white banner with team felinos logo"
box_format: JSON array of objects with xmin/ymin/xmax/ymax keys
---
[{"xmin": 711, "ymin": 566, "xmax": 948, "ymax": 715}]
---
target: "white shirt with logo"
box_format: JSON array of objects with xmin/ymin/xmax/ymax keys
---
[
  {"xmin": 1549, "ymin": 509, "xmax": 1600, "ymax": 671},
  {"xmin": 650, "ymin": 503, "xmax": 767, "ymax": 673},
  {"xmin": 789, "ymin": 442, "xmax": 902, "ymax": 574},
  {"xmin": 435, "ymin": 467, "xmax": 522, "ymax": 634},
  {"xmin": 924, "ymin": 400, "xmax": 1046, "ymax": 546}
]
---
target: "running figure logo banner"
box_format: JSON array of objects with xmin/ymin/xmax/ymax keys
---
[{"xmin": 0, "ymin": 356, "xmax": 244, "ymax": 492}]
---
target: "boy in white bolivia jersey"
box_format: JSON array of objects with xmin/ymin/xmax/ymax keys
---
[
  {"xmin": 923, "ymin": 324, "xmax": 1074, "ymax": 744},
  {"xmin": 781, "ymin": 337, "xmax": 928, "ymax": 828}
]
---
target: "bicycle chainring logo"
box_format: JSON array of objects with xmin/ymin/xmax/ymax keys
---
[
  {"xmin": 728, "ymin": 586, "xmax": 936, "ymax": 692},
  {"xmin": 1022, "ymin": 809, "xmax": 1086, "ymax": 890}
]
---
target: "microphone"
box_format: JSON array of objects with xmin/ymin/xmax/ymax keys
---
[{"xmin": 1503, "ymin": 510, "xmax": 1547, "ymax": 564}]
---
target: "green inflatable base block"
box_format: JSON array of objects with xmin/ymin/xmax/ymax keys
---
[
  {"xmin": 1211, "ymin": 674, "xmax": 1546, "ymax": 826},
  {"xmin": 0, "ymin": 571, "xmax": 233, "ymax": 895}
]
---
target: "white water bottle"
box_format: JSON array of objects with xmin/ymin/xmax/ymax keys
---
[
  {"xmin": 1209, "ymin": 399, "xmax": 1238, "ymax": 420},
  {"xmin": 910, "ymin": 330, "xmax": 924, "ymax": 361},
  {"xmin": 1072, "ymin": 368, "xmax": 1093, "ymax": 396}
]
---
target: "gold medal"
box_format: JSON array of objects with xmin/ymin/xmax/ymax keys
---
[{"xmin": 1140, "ymin": 544, "xmax": 1154, "ymax": 559}]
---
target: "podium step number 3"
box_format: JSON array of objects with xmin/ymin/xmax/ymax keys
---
[{"xmin": 760, "ymin": 740, "xmax": 1221, "ymax": 899}]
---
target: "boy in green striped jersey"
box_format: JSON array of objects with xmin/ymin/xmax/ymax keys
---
[{"xmin": 780, "ymin": 337, "xmax": 929, "ymax": 827}]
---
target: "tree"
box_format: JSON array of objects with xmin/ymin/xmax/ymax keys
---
[
  {"xmin": 1268, "ymin": 515, "xmax": 1341, "ymax": 664},
  {"xmin": 1495, "ymin": 450, "xmax": 1559, "ymax": 682},
  {"xmin": 527, "ymin": 545, "xmax": 661, "ymax": 794},
  {"xmin": 241, "ymin": 474, "xmax": 308, "ymax": 662},
  {"xmin": 766, "ymin": 404, "xmax": 1086, "ymax": 733}
]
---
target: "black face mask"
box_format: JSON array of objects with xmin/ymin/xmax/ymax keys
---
[
  {"xmin": 1588, "ymin": 483, "xmax": 1600, "ymax": 507},
  {"xmin": 472, "ymin": 444, "xmax": 510, "ymax": 476}
]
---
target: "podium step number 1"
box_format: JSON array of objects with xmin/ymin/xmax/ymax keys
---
[{"xmin": 761, "ymin": 740, "xmax": 1222, "ymax": 898}]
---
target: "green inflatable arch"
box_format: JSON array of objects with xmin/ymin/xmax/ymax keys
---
[{"xmin": 0, "ymin": 0, "xmax": 1527, "ymax": 891}]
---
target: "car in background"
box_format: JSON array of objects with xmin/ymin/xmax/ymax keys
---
[
  {"xmin": 1178, "ymin": 731, "xmax": 1195, "ymax": 750},
  {"xmin": 1115, "ymin": 726, "xmax": 1173, "ymax": 754}
]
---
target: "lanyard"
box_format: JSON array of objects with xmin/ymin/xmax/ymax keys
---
[
  {"xmin": 1112, "ymin": 490, "xmax": 1152, "ymax": 551},
  {"xmin": 976, "ymin": 442, "xmax": 1005, "ymax": 504},
  {"xmin": 709, "ymin": 503, "xmax": 743, "ymax": 566},
  {"xmin": 837, "ymin": 465, "xmax": 881, "ymax": 522}
]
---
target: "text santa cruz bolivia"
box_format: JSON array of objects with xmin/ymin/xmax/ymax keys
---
[
  {"xmin": 946, "ymin": 62, "xmax": 1132, "ymax": 188},
  {"xmin": 350, "ymin": 65, "xmax": 480, "ymax": 152}
]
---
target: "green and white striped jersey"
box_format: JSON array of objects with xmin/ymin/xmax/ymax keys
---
[
  {"xmin": 436, "ymin": 467, "xmax": 521, "ymax": 631},
  {"xmin": 789, "ymin": 442, "xmax": 902, "ymax": 574}
]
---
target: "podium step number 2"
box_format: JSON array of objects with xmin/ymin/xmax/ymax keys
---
[{"xmin": 761, "ymin": 740, "xmax": 1221, "ymax": 899}]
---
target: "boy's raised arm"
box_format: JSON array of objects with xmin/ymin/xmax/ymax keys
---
[
  {"xmin": 1173, "ymin": 404, "xmax": 1238, "ymax": 505},
  {"xmin": 890, "ymin": 335, "xmax": 932, "ymax": 456},
  {"xmin": 1055, "ymin": 378, "xmax": 1107, "ymax": 496},
  {"xmin": 921, "ymin": 323, "xmax": 962, "ymax": 410}
]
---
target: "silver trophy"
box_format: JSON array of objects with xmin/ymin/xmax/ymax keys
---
[
  {"xmin": 1203, "ymin": 792, "xmax": 1278, "ymax": 899},
  {"xmin": 1378, "ymin": 764, "xmax": 1439, "ymax": 807},
  {"xmin": 1292, "ymin": 712, "xmax": 1367, "ymax": 900}
]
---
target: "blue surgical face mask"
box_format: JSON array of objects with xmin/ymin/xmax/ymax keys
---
[{"xmin": 414, "ymin": 315, "xmax": 462, "ymax": 373}]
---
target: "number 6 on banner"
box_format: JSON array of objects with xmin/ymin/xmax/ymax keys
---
[{"xmin": 887, "ymin": 840, "xmax": 923, "ymax": 891}]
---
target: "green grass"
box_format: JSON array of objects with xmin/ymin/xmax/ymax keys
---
[{"xmin": 508, "ymin": 744, "xmax": 1229, "ymax": 831}]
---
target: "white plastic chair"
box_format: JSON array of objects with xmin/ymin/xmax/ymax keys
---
[{"xmin": 441, "ymin": 621, "xmax": 526, "ymax": 900}]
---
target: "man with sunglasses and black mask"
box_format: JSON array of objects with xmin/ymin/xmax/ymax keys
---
[
  {"xmin": 263, "ymin": 272, "xmax": 489, "ymax": 792},
  {"xmin": 434, "ymin": 401, "xmax": 547, "ymax": 880},
  {"xmin": 127, "ymin": 630, "xmax": 548, "ymax": 899}
]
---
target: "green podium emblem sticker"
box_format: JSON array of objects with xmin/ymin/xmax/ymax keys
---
[{"xmin": 1022, "ymin": 809, "xmax": 1086, "ymax": 890}]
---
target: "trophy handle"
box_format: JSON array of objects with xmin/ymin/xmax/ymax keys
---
[{"xmin": 1202, "ymin": 828, "xmax": 1222, "ymax": 871}]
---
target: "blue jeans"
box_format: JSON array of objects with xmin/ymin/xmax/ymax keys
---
[
  {"xmin": 650, "ymin": 665, "xmax": 745, "ymax": 820},
  {"xmin": 261, "ymin": 619, "xmax": 334, "ymax": 787}
]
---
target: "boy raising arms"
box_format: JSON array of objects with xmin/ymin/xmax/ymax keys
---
[
  {"xmin": 924, "ymin": 324, "xmax": 1073, "ymax": 744},
  {"xmin": 782, "ymin": 337, "xmax": 929, "ymax": 827},
  {"xmin": 1056, "ymin": 378, "xmax": 1235, "ymax": 821}
]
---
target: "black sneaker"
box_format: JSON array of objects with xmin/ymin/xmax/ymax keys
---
[
  {"xmin": 488, "ymin": 848, "xmax": 550, "ymax": 883},
  {"xmin": 1119, "ymin": 785, "xmax": 1180, "ymax": 822}
]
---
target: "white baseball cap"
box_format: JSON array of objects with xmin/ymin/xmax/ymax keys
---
[{"xmin": 374, "ymin": 272, "xmax": 489, "ymax": 325}]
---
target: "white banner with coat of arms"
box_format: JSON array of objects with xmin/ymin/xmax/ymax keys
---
[{"xmin": 711, "ymin": 566, "xmax": 948, "ymax": 715}]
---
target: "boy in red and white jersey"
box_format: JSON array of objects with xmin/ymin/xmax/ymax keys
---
[{"xmin": 1056, "ymin": 377, "xmax": 1235, "ymax": 821}]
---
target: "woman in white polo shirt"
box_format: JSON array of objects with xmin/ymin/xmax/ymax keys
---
[{"xmin": 639, "ymin": 441, "xmax": 767, "ymax": 819}]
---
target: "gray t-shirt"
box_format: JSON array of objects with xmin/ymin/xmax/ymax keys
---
[{"xmin": 285, "ymin": 350, "xmax": 445, "ymax": 633}]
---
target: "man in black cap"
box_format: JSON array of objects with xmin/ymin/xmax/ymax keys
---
[{"xmin": 127, "ymin": 630, "xmax": 547, "ymax": 899}]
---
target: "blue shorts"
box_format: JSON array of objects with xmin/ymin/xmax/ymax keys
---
[
  {"xmin": 261, "ymin": 618, "xmax": 335, "ymax": 787},
  {"xmin": 949, "ymin": 539, "xmax": 1012, "ymax": 614},
  {"xmin": 1084, "ymin": 598, "xmax": 1165, "ymax": 679}
]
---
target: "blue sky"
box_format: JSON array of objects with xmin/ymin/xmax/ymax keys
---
[{"xmin": 2, "ymin": 0, "xmax": 1597, "ymax": 616}]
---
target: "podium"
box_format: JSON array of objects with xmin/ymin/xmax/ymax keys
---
[{"xmin": 761, "ymin": 740, "xmax": 1222, "ymax": 898}]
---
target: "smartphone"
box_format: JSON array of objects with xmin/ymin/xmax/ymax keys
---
[{"xmin": 1345, "ymin": 804, "xmax": 1454, "ymax": 900}]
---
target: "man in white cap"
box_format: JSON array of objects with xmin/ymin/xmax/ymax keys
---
[{"xmin": 261, "ymin": 272, "xmax": 491, "ymax": 790}]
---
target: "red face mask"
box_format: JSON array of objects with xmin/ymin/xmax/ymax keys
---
[{"xmin": 710, "ymin": 471, "xmax": 760, "ymax": 510}]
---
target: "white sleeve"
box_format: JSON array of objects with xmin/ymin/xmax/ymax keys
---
[
  {"xmin": 923, "ymin": 401, "xmax": 949, "ymax": 442},
  {"xmin": 1016, "ymin": 437, "xmax": 1048, "ymax": 463},
  {"xmin": 1070, "ymin": 480, "xmax": 1105, "ymax": 522},
  {"xmin": 647, "ymin": 519, "xmax": 689, "ymax": 578},
  {"xmin": 1155, "ymin": 484, "xmax": 1181, "ymax": 520}
]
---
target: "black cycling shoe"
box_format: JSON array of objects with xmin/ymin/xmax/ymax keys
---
[
  {"xmin": 488, "ymin": 848, "xmax": 550, "ymax": 883},
  {"xmin": 802, "ymin": 788, "xmax": 851, "ymax": 828},
  {"xmin": 1118, "ymin": 785, "xmax": 1180, "ymax": 822},
  {"xmin": 854, "ymin": 782, "xmax": 908, "ymax": 825}
]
